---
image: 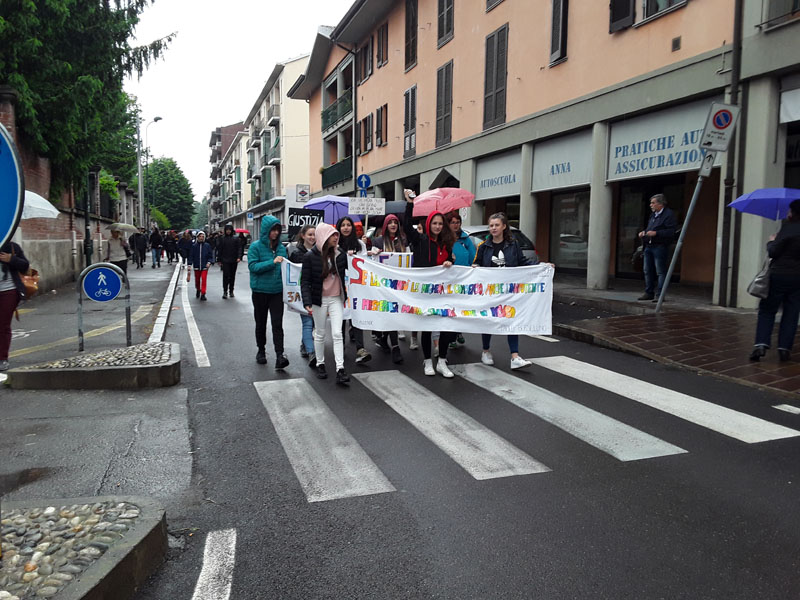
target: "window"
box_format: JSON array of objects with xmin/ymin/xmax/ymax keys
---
[
  {"xmin": 486, "ymin": 0, "xmax": 504, "ymax": 9},
  {"xmin": 357, "ymin": 37, "xmax": 373, "ymax": 84},
  {"xmin": 436, "ymin": 61, "xmax": 453, "ymax": 147},
  {"xmin": 365, "ymin": 113, "xmax": 373, "ymax": 152},
  {"xmin": 355, "ymin": 120, "xmax": 361, "ymax": 155},
  {"xmin": 377, "ymin": 23, "xmax": 389, "ymax": 67},
  {"xmin": 403, "ymin": 86, "xmax": 417, "ymax": 158},
  {"xmin": 483, "ymin": 24, "xmax": 508, "ymax": 130},
  {"xmin": 609, "ymin": 0, "xmax": 635, "ymax": 32},
  {"xmin": 438, "ymin": 0, "xmax": 454, "ymax": 47},
  {"xmin": 644, "ymin": 0, "xmax": 682, "ymax": 18},
  {"xmin": 550, "ymin": 0, "xmax": 568, "ymax": 64},
  {"xmin": 405, "ymin": 0, "xmax": 418, "ymax": 70},
  {"xmin": 376, "ymin": 104, "xmax": 388, "ymax": 146}
]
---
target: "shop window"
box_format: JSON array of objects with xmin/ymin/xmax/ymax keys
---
[
  {"xmin": 550, "ymin": 0, "xmax": 568, "ymax": 65},
  {"xmin": 483, "ymin": 23, "xmax": 508, "ymax": 130},
  {"xmin": 436, "ymin": 61, "xmax": 453, "ymax": 147},
  {"xmin": 550, "ymin": 190, "xmax": 590, "ymax": 271},
  {"xmin": 438, "ymin": 0, "xmax": 454, "ymax": 47},
  {"xmin": 405, "ymin": 0, "xmax": 418, "ymax": 71}
]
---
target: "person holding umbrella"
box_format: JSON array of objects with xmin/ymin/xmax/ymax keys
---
[{"xmin": 105, "ymin": 229, "xmax": 130, "ymax": 275}]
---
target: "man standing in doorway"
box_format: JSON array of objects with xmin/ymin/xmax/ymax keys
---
[
  {"xmin": 638, "ymin": 193, "xmax": 677, "ymax": 301},
  {"xmin": 218, "ymin": 223, "xmax": 244, "ymax": 299}
]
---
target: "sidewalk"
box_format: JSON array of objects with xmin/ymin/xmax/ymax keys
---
[{"xmin": 553, "ymin": 274, "xmax": 800, "ymax": 397}]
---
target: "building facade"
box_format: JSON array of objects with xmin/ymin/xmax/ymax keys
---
[{"xmin": 293, "ymin": 0, "xmax": 800, "ymax": 308}]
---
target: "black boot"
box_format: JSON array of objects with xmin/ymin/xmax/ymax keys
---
[
  {"xmin": 275, "ymin": 354, "xmax": 290, "ymax": 370},
  {"xmin": 256, "ymin": 349, "xmax": 267, "ymax": 365},
  {"xmin": 779, "ymin": 349, "xmax": 791, "ymax": 362},
  {"xmin": 317, "ymin": 363, "xmax": 328, "ymax": 379},
  {"xmin": 749, "ymin": 346, "xmax": 767, "ymax": 361},
  {"xmin": 336, "ymin": 368, "xmax": 350, "ymax": 385}
]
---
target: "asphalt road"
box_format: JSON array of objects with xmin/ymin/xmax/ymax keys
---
[{"xmin": 3, "ymin": 261, "xmax": 800, "ymax": 599}]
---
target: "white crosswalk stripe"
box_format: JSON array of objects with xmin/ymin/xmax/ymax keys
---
[
  {"xmin": 354, "ymin": 371, "xmax": 550, "ymax": 480},
  {"xmin": 531, "ymin": 356, "xmax": 800, "ymax": 443},
  {"xmin": 254, "ymin": 379, "xmax": 395, "ymax": 503},
  {"xmin": 450, "ymin": 363, "xmax": 687, "ymax": 461}
]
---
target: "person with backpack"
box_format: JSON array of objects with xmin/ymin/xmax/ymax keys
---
[
  {"xmin": 403, "ymin": 189, "xmax": 457, "ymax": 378},
  {"xmin": 248, "ymin": 216, "xmax": 289, "ymax": 369},
  {"xmin": 301, "ymin": 223, "xmax": 350, "ymax": 385}
]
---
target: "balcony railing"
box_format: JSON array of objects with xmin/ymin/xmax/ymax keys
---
[
  {"xmin": 266, "ymin": 144, "xmax": 281, "ymax": 165},
  {"xmin": 321, "ymin": 156, "xmax": 353, "ymax": 189},
  {"xmin": 321, "ymin": 91, "xmax": 353, "ymax": 131},
  {"xmin": 267, "ymin": 104, "xmax": 280, "ymax": 126}
]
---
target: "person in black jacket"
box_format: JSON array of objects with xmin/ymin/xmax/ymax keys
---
[
  {"xmin": 289, "ymin": 225, "xmax": 317, "ymax": 365},
  {"xmin": 301, "ymin": 223, "xmax": 350, "ymax": 385},
  {"xmin": 638, "ymin": 194, "xmax": 677, "ymax": 301},
  {"xmin": 473, "ymin": 212, "xmax": 538, "ymax": 370},
  {"xmin": 164, "ymin": 231, "xmax": 178, "ymax": 264},
  {"xmin": 130, "ymin": 229, "xmax": 148, "ymax": 268},
  {"xmin": 217, "ymin": 224, "xmax": 245, "ymax": 298},
  {"xmin": 403, "ymin": 189, "xmax": 457, "ymax": 378},
  {"xmin": 177, "ymin": 231, "xmax": 193, "ymax": 269},
  {"xmin": 0, "ymin": 240, "xmax": 29, "ymax": 370},
  {"xmin": 751, "ymin": 199, "xmax": 800, "ymax": 362},
  {"xmin": 149, "ymin": 226, "xmax": 163, "ymax": 268}
]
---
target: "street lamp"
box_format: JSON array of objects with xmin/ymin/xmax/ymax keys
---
[{"xmin": 144, "ymin": 116, "xmax": 162, "ymax": 227}]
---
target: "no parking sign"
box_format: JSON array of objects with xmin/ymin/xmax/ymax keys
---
[{"xmin": 699, "ymin": 102, "xmax": 740, "ymax": 152}]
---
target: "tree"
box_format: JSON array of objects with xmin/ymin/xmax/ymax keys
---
[
  {"xmin": 0, "ymin": 0, "xmax": 174, "ymax": 195},
  {"xmin": 148, "ymin": 157, "xmax": 194, "ymax": 229},
  {"xmin": 150, "ymin": 207, "xmax": 170, "ymax": 231},
  {"xmin": 192, "ymin": 197, "xmax": 209, "ymax": 229}
]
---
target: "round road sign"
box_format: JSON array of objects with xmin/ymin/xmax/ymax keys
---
[
  {"xmin": 83, "ymin": 266, "xmax": 123, "ymax": 302},
  {"xmin": 0, "ymin": 123, "xmax": 24, "ymax": 250},
  {"xmin": 712, "ymin": 110, "xmax": 733, "ymax": 130}
]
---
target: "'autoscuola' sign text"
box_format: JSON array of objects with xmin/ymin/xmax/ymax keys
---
[{"xmin": 475, "ymin": 150, "xmax": 521, "ymax": 201}]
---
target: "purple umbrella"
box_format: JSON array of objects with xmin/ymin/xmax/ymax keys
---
[
  {"xmin": 304, "ymin": 195, "xmax": 363, "ymax": 225},
  {"xmin": 729, "ymin": 188, "xmax": 800, "ymax": 221}
]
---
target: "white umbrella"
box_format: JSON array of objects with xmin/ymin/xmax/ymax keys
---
[{"xmin": 22, "ymin": 190, "xmax": 60, "ymax": 219}]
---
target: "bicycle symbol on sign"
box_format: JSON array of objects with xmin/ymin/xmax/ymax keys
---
[{"xmin": 94, "ymin": 288, "xmax": 112, "ymax": 298}]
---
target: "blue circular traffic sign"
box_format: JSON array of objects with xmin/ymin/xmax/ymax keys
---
[
  {"xmin": 357, "ymin": 174, "xmax": 371, "ymax": 190},
  {"xmin": 83, "ymin": 266, "xmax": 123, "ymax": 302},
  {"xmin": 712, "ymin": 109, "xmax": 733, "ymax": 129},
  {"xmin": 0, "ymin": 123, "xmax": 24, "ymax": 250}
]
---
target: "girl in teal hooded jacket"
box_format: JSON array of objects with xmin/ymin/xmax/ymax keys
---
[{"xmin": 248, "ymin": 215, "xmax": 289, "ymax": 368}]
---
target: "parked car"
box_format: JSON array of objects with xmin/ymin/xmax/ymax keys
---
[
  {"xmin": 461, "ymin": 225, "xmax": 539, "ymax": 264},
  {"xmin": 553, "ymin": 233, "xmax": 588, "ymax": 268}
]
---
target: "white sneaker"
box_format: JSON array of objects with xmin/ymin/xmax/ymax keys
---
[
  {"xmin": 510, "ymin": 356, "xmax": 531, "ymax": 370},
  {"xmin": 481, "ymin": 351, "xmax": 494, "ymax": 365},
  {"xmin": 436, "ymin": 358, "xmax": 454, "ymax": 378},
  {"xmin": 423, "ymin": 359, "xmax": 435, "ymax": 376},
  {"xmin": 410, "ymin": 337, "xmax": 419, "ymax": 350}
]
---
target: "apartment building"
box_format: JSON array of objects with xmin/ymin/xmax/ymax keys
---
[
  {"xmin": 208, "ymin": 122, "xmax": 245, "ymax": 229},
  {"xmin": 292, "ymin": 0, "xmax": 800, "ymax": 308}
]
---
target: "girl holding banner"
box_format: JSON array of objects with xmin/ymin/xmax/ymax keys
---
[
  {"xmin": 369, "ymin": 214, "xmax": 408, "ymax": 364},
  {"xmin": 336, "ymin": 217, "xmax": 372, "ymax": 366},
  {"xmin": 301, "ymin": 223, "xmax": 350, "ymax": 385},
  {"xmin": 403, "ymin": 190, "xmax": 457, "ymax": 378},
  {"xmin": 473, "ymin": 212, "xmax": 534, "ymax": 370},
  {"xmin": 289, "ymin": 225, "xmax": 317, "ymax": 366}
]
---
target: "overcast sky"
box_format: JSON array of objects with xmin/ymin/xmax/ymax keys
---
[{"xmin": 125, "ymin": 0, "xmax": 354, "ymax": 203}]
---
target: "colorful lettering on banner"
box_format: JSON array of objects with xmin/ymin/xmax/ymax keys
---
[
  {"xmin": 346, "ymin": 256, "xmax": 553, "ymax": 335},
  {"xmin": 281, "ymin": 261, "xmax": 353, "ymax": 319},
  {"xmin": 370, "ymin": 252, "xmax": 413, "ymax": 268}
]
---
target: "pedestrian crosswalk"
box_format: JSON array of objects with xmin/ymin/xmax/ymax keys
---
[{"xmin": 252, "ymin": 356, "xmax": 800, "ymax": 503}]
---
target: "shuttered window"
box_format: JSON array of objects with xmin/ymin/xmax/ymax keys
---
[
  {"xmin": 377, "ymin": 23, "xmax": 389, "ymax": 67},
  {"xmin": 376, "ymin": 104, "xmax": 388, "ymax": 146},
  {"xmin": 355, "ymin": 120, "xmax": 361, "ymax": 155},
  {"xmin": 405, "ymin": 0, "xmax": 418, "ymax": 70},
  {"xmin": 365, "ymin": 113, "xmax": 373, "ymax": 152},
  {"xmin": 550, "ymin": 0, "xmax": 568, "ymax": 64},
  {"xmin": 486, "ymin": 0, "xmax": 504, "ymax": 9},
  {"xmin": 609, "ymin": 0, "xmax": 635, "ymax": 32},
  {"xmin": 483, "ymin": 24, "xmax": 508, "ymax": 130},
  {"xmin": 403, "ymin": 86, "xmax": 417, "ymax": 158},
  {"xmin": 436, "ymin": 61, "xmax": 453, "ymax": 147},
  {"xmin": 438, "ymin": 0, "xmax": 454, "ymax": 47}
]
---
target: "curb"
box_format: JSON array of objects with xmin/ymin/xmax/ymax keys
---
[
  {"xmin": 6, "ymin": 343, "xmax": 181, "ymax": 390},
  {"xmin": 554, "ymin": 291, "xmax": 655, "ymax": 316},
  {"xmin": 1, "ymin": 496, "xmax": 166, "ymax": 600},
  {"xmin": 553, "ymin": 322, "xmax": 796, "ymax": 400},
  {"xmin": 148, "ymin": 263, "xmax": 182, "ymax": 344}
]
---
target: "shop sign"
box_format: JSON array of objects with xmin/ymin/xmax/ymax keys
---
[
  {"xmin": 531, "ymin": 130, "xmax": 592, "ymax": 192},
  {"xmin": 475, "ymin": 150, "xmax": 521, "ymax": 201},
  {"xmin": 607, "ymin": 99, "xmax": 723, "ymax": 182}
]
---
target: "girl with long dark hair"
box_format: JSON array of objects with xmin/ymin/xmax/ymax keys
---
[
  {"xmin": 336, "ymin": 216, "xmax": 372, "ymax": 365},
  {"xmin": 289, "ymin": 225, "xmax": 317, "ymax": 365}
]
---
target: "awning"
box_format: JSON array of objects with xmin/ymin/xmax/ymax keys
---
[{"xmin": 780, "ymin": 88, "xmax": 800, "ymax": 124}]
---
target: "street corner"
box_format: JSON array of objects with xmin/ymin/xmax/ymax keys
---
[
  {"xmin": 5, "ymin": 343, "xmax": 181, "ymax": 390},
  {"xmin": 0, "ymin": 496, "xmax": 167, "ymax": 600}
]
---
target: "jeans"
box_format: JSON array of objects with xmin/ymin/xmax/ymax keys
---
[
  {"xmin": 221, "ymin": 262, "xmax": 239, "ymax": 294},
  {"xmin": 300, "ymin": 313, "xmax": 314, "ymax": 355},
  {"xmin": 422, "ymin": 331, "xmax": 455, "ymax": 359},
  {"xmin": 0, "ymin": 290, "xmax": 19, "ymax": 360},
  {"xmin": 643, "ymin": 244, "xmax": 668, "ymax": 296},
  {"xmin": 313, "ymin": 296, "xmax": 344, "ymax": 370},
  {"xmin": 482, "ymin": 334, "xmax": 519, "ymax": 354},
  {"xmin": 252, "ymin": 291, "xmax": 285, "ymax": 354},
  {"xmin": 151, "ymin": 248, "xmax": 160, "ymax": 266},
  {"xmin": 755, "ymin": 272, "xmax": 800, "ymax": 351}
]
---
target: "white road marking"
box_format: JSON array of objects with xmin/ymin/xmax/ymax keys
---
[
  {"xmin": 532, "ymin": 356, "xmax": 800, "ymax": 444},
  {"xmin": 451, "ymin": 363, "xmax": 686, "ymax": 461},
  {"xmin": 773, "ymin": 404, "xmax": 800, "ymax": 415},
  {"xmin": 254, "ymin": 379, "xmax": 395, "ymax": 502},
  {"xmin": 148, "ymin": 262, "xmax": 182, "ymax": 343},
  {"xmin": 354, "ymin": 371, "xmax": 550, "ymax": 480},
  {"xmin": 531, "ymin": 335, "xmax": 559, "ymax": 343},
  {"xmin": 191, "ymin": 529, "xmax": 236, "ymax": 600},
  {"xmin": 182, "ymin": 277, "xmax": 210, "ymax": 367}
]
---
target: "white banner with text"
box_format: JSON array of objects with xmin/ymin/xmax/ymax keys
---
[{"xmin": 347, "ymin": 256, "xmax": 553, "ymax": 334}]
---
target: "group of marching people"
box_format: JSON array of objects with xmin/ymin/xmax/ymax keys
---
[{"xmin": 247, "ymin": 189, "xmax": 538, "ymax": 386}]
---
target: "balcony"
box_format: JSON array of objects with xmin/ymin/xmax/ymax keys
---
[
  {"xmin": 267, "ymin": 104, "xmax": 280, "ymax": 126},
  {"xmin": 321, "ymin": 156, "xmax": 352, "ymax": 189},
  {"xmin": 211, "ymin": 197, "xmax": 221, "ymax": 208},
  {"xmin": 266, "ymin": 144, "xmax": 281, "ymax": 166},
  {"xmin": 321, "ymin": 91, "xmax": 353, "ymax": 132},
  {"xmin": 247, "ymin": 164, "xmax": 261, "ymax": 182}
]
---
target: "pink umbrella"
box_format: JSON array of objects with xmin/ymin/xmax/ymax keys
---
[{"xmin": 411, "ymin": 187, "xmax": 475, "ymax": 217}]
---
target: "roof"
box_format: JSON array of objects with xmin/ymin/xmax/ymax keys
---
[
  {"xmin": 331, "ymin": 0, "xmax": 394, "ymax": 44},
  {"xmin": 287, "ymin": 26, "xmax": 335, "ymax": 100}
]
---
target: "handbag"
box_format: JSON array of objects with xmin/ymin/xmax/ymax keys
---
[
  {"xmin": 631, "ymin": 244, "xmax": 644, "ymax": 272},
  {"xmin": 11, "ymin": 246, "xmax": 39, "ymax": 298},
  {"xmin": 747, "ymin": 256, "xmax": 771, "ymax": 299}
]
